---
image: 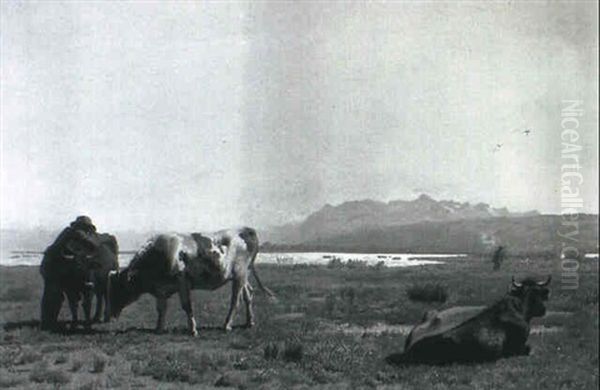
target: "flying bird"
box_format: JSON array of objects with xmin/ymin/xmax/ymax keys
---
[
  {"xmin": 492, "ymin": 143, "xmax": 503, "ymax": 153},
  {"xmin": 512, "ymin": 128, "xmax": 532, "ymax": 136}
]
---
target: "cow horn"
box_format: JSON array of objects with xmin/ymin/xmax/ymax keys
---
[
  {"xmin": 537, "ymin": 275, "xmax": 552, "ymax": 286},
  {"xmin": 511, "ymin": 276, "xmax": 522, "ymax": 288}
]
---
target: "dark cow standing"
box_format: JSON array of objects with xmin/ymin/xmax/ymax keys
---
[
  {"xmin": 40, "ymin": 217, "xmax": 119, "ymax": 331},
  {"xmin": 387, "ymin": 276, "xmax": 551, "ymax": 365},
  {"xmin": 108, "ymin": 227, "xmax": 274, "ymax": 336}
]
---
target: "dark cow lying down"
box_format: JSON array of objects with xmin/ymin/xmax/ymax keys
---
[
  {"xmin": 386, "ymin": 276, "xmax": 551, "ymax": 365},
  {"xmin": 107, "ymin": 227, "xmax": 274, "ymax": 336}
]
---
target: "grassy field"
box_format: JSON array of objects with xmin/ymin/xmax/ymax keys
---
[{"xmin": 0, "ymin": 256, "xmax": 598, "ymax": 389}]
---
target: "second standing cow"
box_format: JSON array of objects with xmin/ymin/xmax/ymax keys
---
[{"xmin": 107, "ymin": 227, "xmax": 274, "ymax": 336}]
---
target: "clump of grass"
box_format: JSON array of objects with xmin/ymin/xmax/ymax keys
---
[
  {"xmin": 282, "ymin": 341, "xmax": 303, "ymax": 363},
  {"xmin": 327, "ymin": 257, "xmax": 344, "ymax": 269},
  {"xmin": 345, "ymin": 259, "xmax": 368, "ymax": 269},
  {"xmin": 263, "ymin": 342, "xmax": 279, "ymax": 360},
  {"xmin": 374, "ymin": 261, "xmax": 387, "ymax": 270},
  {"xmin": 340, "ymin": 287, "xmax": 356, "ymax": 308},
  {"xmin": 14, "ymin": 348, "xmax": 42, "ymax": 365},
  {"xmin": 133, "ymin": 348, "xmax": 228, "ymax": 384},
  {"xmin": 0, "ymin": 369, "xmax": 24, "ymax": 388},
  {"xmin": 70, "ymin": 359, "xmax": 83, "ymax": 372},
  {"xmin": 307, "ymin": 337, "xmax": 369, "ymax": 375},
  {"xmin": 29, "ymin": 361, "xmax": 71, "ymax": 385},
  {"xmin": 406, "ymin": 283, "xmax": 448, "ymax": 303},
  {"xmin": 91, "ymin": 354, "xmax": 107, "ymax": 373},
  {"xmin": 0, "ymin": 377, "xmax": 24, "ymax": 388},
  {"xmin": 54, "ymin": 354, "xmax": 68, "ymax": 365},
  {"xmin": 324, "ymin": 292, "xmax": 338, "ymax": 317},
  {"xmin": 78, "ymin": 381, "xmax": 100, "ymax": 390},
  {"xmin": 0, "ymin": 287, "xmax": 32, "ymax": 302}
]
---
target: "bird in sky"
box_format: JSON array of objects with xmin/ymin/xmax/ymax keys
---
[{"xmin": 512, "ymin": 127, "xmax": 532, "ymax": 136}]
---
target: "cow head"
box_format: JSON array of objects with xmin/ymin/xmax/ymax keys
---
[
  {"xmin": 195, "ymin": 235, "xmax": 226, "ymax": 263},
  {"xmin": 509, "ymin": 276, "xmax": 551, "ymax": 319},
  {"xmin": 107, "ymin": 270, "xmax": 137, "ymax": 319}
]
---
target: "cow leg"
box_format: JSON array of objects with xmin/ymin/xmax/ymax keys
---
[
  {"xmin": 82, "ymin": 288, "xmax": 93, "ymax": 330},
  {"xmin": 224, "ymin": 279, "xmax": 243, "ymax": 332},
  {"xmin": 155, "ymin": 296, "xmax": 168, "ymax": 334},
  {"xmin": 66, "ymin": 291, "xmax": 80, "ymax": 330},
  {"xmin": 41, "ymin": 282, "xmax": 63, "ymax": 331},
  {"xmin": 93, "ymin": 290, "xmax": 103, "ymax": 323},
  {"xmin": 242, "ymin": 284, "xmax": 255, "ymax": 328},
  {"xmin": 177, "ymin": 276, "xmax": 197, "ymax": 337}
]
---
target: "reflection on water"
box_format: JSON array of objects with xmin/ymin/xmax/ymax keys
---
[{"xmin": 258, "ymin": 252, "xmax": 466, "ymax": 268}]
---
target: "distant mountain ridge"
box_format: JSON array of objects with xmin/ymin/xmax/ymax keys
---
[
  {"xmin": 267, "ymin": 214, "xmax": 599, "ymax": 255},
  {"xmin": 263, "ymin": 194, "xmax": 540, "ymax": 244}
]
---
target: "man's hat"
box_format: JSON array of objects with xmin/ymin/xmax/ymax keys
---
[{"xmin": 70, "ymin": 215, "xmax": 96, "ymax": 230}]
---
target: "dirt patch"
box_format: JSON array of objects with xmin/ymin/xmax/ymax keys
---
[{"xmin": 272, "ymin": 312, "xmax": 305, "ymax": 321}]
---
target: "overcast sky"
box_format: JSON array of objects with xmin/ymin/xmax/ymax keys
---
[{"xmin": 1, "ymin": 1, "xmax": 598, "ymax": 232}]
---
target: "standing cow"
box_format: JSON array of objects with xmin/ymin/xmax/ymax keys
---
[
  {"xmin": 107, "ymin": 227, "xmax": 274, "ymax": 336},
  {"xmin": 40, "ymin": 216, "xmax": 119, "ymax": 331}
]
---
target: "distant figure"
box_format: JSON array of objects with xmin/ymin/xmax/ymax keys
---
[{"xmin": 492, "ymin": 246, "xmax": 505, "ymax": 271}]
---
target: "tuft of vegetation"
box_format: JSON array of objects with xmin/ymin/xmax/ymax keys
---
[
  {"xmin": 29, "ymin": 361, "xmax": 71, "ymax": 385},
  {"xmin": 282, "ymin": 341, "xmax": 303, "ymax": 363},
  {"xmin": 327, "ymin": 257, "xmax": 344, "ymax": 269},
  {"xmin": 0, "ymin": 287, "xmax": 32, "ymax": 302},
  {"xmin": 54, "ymin": 354, "xmax": 68, "ymax": 365},
  {"xmin": 406, "ymin": 283, "xmax": 448, "ymax": 303},
  {"xmin": 0, "ymin": 371, "xmax": 24, "ymax": 388},
  {"xmin": 263, "ymin": 342, "xmax": 279, "ymax": 360},
  {"xmin": 133, "ymin": 348, "xmax": 230, "ymax": 384},
  {"xmin": 91, "ymin": 354, "xmax": 107, "ymax": 373},
  {"xmin": 14, "ymin": 348, "xmax": 42, "ymax": 365},
  {"xmin": 70, "ymin": 359, "xmax": 83, "ymax": 372}
]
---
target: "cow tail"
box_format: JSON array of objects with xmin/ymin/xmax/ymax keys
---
[{"xmin": 249, "ymin": 250, "xmax": 276, "ymax": 299}]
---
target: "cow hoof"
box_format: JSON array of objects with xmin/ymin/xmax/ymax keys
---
[
  {"xmin": 224, "ymin": 325, "xmax": 233, "ymax": 333},
  {"xmin": 245, "ymin": 321, "xmax": 255, "ymax": 329},
  {"xmin": 191, "ymin": 329, "xmax": 198, "ymax": 337}
]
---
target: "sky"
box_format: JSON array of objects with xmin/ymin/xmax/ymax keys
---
[{"xmin": 1, "ymin": 1, "xmax": 598, "ymax": 232}]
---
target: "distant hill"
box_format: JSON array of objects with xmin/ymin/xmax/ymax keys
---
[
  {"xmin": 262, "ymin": 194, "xmax": 540, "ymax": 245},
  {"xmin": 264, "ymin": 214, "xmax": 599, "ymax": 255}
]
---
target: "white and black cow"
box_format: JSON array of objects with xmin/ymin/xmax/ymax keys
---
[{"xmin": 107, "ymin": 227, "xmax": 274, "ymax": 336}]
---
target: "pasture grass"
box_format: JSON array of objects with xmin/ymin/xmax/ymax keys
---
[
  {"xmin": 406, "ymin": 283, "xmax": 449, "ymax": 303},
  {"xmin": 0, "ymin": 256, "xmax": 598, "ymax": 389}
]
